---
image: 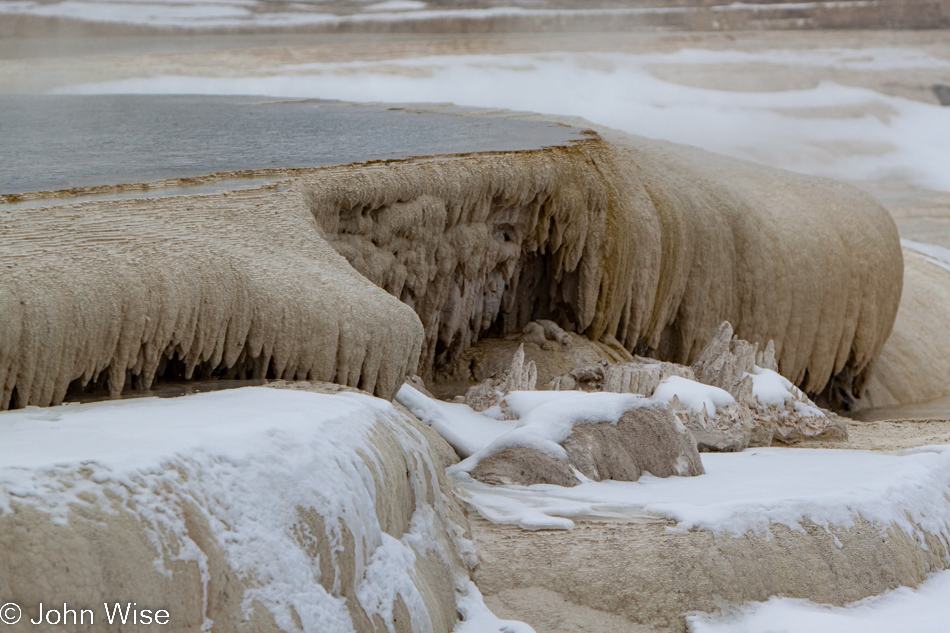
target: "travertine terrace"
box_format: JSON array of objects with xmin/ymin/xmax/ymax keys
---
[{"xmin": 0, "ymin": 99, "xmax": 902, "ymax": 409}]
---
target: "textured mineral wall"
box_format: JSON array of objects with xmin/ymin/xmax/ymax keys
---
[
  {"xmin": 859, "ymin": 248, "xmax": 950, "ymax": 410},
  {"xmin": 471, "ymin": 515, "xmax": 950, "ymax": 633},
  {"xmin": 307, "ymin": 131, "xmax": 902, "ymax": 399},
  {"xmin": 0, "ymin": 183, "xmax": 423, "ymax": 408},
  {"xmin": 0, "ymin": 127, "xmax": 902, "ymax": 410}
]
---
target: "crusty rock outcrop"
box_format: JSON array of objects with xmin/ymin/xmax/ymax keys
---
[
  {"xmin": 473, "ymin": 322, "xmax": 848, "ymax": 452},
  {"xmin": 604, "ymin": 359, "xmax": 696, "ymax": 397},
  {"xmin": 309, "ymin": 129, "xmax": 902, "ymax": 401},
  {"xmin": 470, "ymin": 404, "xmax": 704, "ymax": 487},
  {"xmin": 0, "ymin": 186, "xmax": 423, "ymax": 408},
  {"xmin": 440, "ymin": 325, "xmax": 631, "ymax": 397},
  {"xmin": 463, "ymin": 343, "xmax": 538, "ymax": 413},
  {"xmin": 1, "ymin": 124, "xmax": 902, "ymax": 410}
]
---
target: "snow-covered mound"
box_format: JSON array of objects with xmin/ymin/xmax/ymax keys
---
[
  {"xmin": 0, "ymin": 385, "xmax": 528, "ymax": 633},
  {"xmin": 466, "ymin": 445, "xmax": 950, "ymax": 631},
  {"xmin": 688, "ymin": 567, "xmax": 950, "ymax": 633}
]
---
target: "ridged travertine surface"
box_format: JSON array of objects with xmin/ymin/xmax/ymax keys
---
[
  {"xmin": 0, "ymin": 127, "xmax": 902, "ymax": 409},
  {"xmin": 308, "ymin": 131, "xmax": 902, "ymax": 397},
  {"xmin": 472, "ymin": 514, "xmax": 950, "ymax": 633},
  {"xmin": 0, "ymin": 184, "xmax": 423, "ymax": 408},
  {"xmin": 860, "ymin": 249, "xmax": 950, "ymax": 410}
]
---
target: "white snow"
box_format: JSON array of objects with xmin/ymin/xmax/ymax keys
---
[
  {"xmin": 454, "ymin": 579, "xmax": 536, "ymax": 633},
  {"xmin": 748, "ymin": 367, "xmax": 797, "ymax": 406},
  {"xmin": 53, "ymin": 50, "xmax": 950, "ymax": 192},
  {"xmin": 455, "ymin": 391, "xmax": 650, "ymax": 471},
  {"xmin": 745, "ymin": 366, "xmax": 827, "ymax": 417},
  {"xmin": 653, "ymin": 375, "xmax": 736, "ymax": 416},
  {"xmin": 0, "ymin": 387, "xmax": 522, "ymax": 633},
  {"xmin": 399, "ymin": 386, "xmax": 659, "ymax": 463},
  {"xmin": 361, "ymin": 0, "xmax": 426, "ymax": 11},
  {"xmin": 396, "ymin": 384, "xmax": 516, "ymax": 458},
  {"xmin": 687, "ymin": 568, "xmax": 950, "ymax": 633},
  {"xmin": 902, "ymin": 239, "xmax": 950, "ymax": 273},
  {"xmin": 452, "ymin": 445, "xmax": 950, "ymax": 535}
]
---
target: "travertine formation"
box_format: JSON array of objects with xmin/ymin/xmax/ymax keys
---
[
  {"xmin": 309, "ymin": 131, "xmax": 902, "ymax": 401},
  {"xmin": 0, "ymin": 186, "xmax": 423, "ymax": 407},
  {"xmin": 473, "ymin": 516, "xmax": 950, "ymax": 633},
  {"xmin": 680, "ymin": 323, "xmax": 847, "ymax": 450},
  {"xmin": 454, "ymin": 322, "xmax": 846, "ymax": 454},
  {"xmin": 603, "ymin": 359, "xmax": 695, "ymax": 396},
  {"xmin": 0, "ymin": 128, "xmax": 902, "ymax": 410},
  {"xmin": 463, "ymin": 343, "xmax": 539, "ymax": 413},
  {"xmin": 859, "ymin": 248, "xmax": 950, "ymax": 411}
]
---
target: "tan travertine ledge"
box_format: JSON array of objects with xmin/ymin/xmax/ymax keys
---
[{"xmin": 1, "ymin": 97, "xmax": 903, "ymax": 409}]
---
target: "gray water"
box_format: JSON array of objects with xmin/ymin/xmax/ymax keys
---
[{"xmin": 0, "ymin": 95, "xmax": 586, "ymax": 195}]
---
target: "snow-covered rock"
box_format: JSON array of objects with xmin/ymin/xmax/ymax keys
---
[
  {"xmin": 468, "ymin": 402, "xmax": 704, "ymax": 487},
  {"xmin": 444, "ymin": 324, "xmax": 846, "ymax": 455},
  {"xmin": 0, "ymin": 384, "xmax": 526, "ymax": 633}
]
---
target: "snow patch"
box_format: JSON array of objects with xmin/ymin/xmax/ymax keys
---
[
  {"xmin": 453, "ymin": 445, "xmax": 950, "ymax": 539},
  {"xmin": 687, "ymin": 568, "xmax": 950, "ymax": 633},
  {"xmin": 58, "ymin": 51, "xmax": 950, "ymax": 192},
  {"xmin": 902, "ymin": 239, "xmax": 950, "ymax": 273},
  {"xmin": 454, "ymin": 579, "xmax": 537, "ymax": 633},
  {"xmin": 0, "ymin": 387, "xmax": 503, "ymax": 632},
  {"xmin": 653, "ymin": 375, "xmax": 735, "ymax": 416},
  {"xmin": 361, "ymin": 0, "xmax": 425, "ymax": 11},
  {"xmin": 749, "ymin": 367, "xmax": 797, "ymax": 406},
  {"xmin": 396, "ymin": 384, "xmax": 516, "ymax": 458}
]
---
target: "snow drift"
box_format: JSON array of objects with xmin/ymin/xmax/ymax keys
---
[{"xmin": 0, "ymin": 384, "xmax": 485, "ymax": 633}]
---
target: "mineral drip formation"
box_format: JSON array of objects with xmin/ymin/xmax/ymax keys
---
[
  {"xmin": 0, "ymin": 129, "xmax": 902, "ymax": 409},
  {"xmin": 306, "ymin": 131, "xmax": 902, "ymax": 400}
]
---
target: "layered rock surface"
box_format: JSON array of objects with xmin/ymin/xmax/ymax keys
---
[
  {"xmin": 0, "ymin": 383, "xmax": 479, "ymax": 633},
  {"xmin": 0, "ymin": 184, "xmax": 423, "ymax": 407},
  {"xmin": 472, "ymin": 515, "xmax": 950, "ymax": 633},
  {"xmin": 312, "ymin": 129, "xmax": 902, "ymax": 401},
  {"xmin": 0, "ymin": 98, "xmax": 902, "ymax": 410}
]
